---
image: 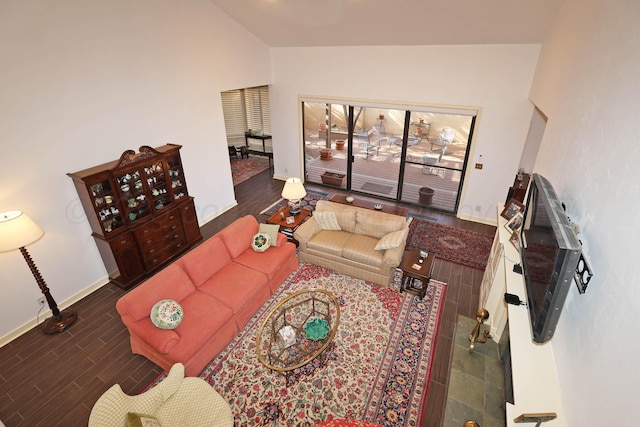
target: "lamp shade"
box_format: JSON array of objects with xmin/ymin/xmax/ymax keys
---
[
  {"xmin": 0, "ymin": 210, "xmax": 45, "ymax": 252},
  {"xmin": 281, "ymin": 177, "xmax": 307, "ymax": 200}
]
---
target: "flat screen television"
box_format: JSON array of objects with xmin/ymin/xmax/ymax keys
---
[{"xmin": 520, "ymin": 173, "xmax": 582, "ymax": 344}]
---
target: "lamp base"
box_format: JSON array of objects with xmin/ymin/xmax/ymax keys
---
[
  {"xmin": 289, "ymin": 207, "xmax": 301, "ymax": 216},
  {"xmin": 42, "ymin": 309, "xmax": 77, "ymax": 334}
]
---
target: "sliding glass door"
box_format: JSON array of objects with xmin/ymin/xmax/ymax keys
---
[{"xmin": 302, "ymin": 98, "xmax": 476, "ymax": 214}]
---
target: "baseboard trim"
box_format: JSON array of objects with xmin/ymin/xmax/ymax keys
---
[
  {"xmin": 199, "ymin": 200, "xmax": 238, "ymax": 226},
  {"xmin": 0, "ymin": 276, "xmax": 110, "ymax": 348}
]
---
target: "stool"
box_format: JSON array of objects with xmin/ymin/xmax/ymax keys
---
[{"xmin": 239, "ymin": 146, "xmax": 249, "ymax": 159}]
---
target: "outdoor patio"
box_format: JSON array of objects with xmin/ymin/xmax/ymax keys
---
[{"xmin": 304, "ymin": 133, "xmax": 467, "ymax": 212}]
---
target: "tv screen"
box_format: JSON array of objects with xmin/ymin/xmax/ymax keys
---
[{"xmin": 520, "ymin": 174, "xmax": 581, "ymax": 343}]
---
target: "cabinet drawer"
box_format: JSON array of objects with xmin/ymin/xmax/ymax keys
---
[
  {"xmin": 138, "ymin": 221, "xmax": 183, "ymax": 252},
  {"xmin": 159, "ymin": 216, "xmax": 182, "ymax": 235},
  {"xmin": 135, "ymin": 222, "xmax": 160, "ymax": 241},
  {"xmin": 165, "ymin": 236, "xmax": 186, "ymax": 256},
  {"xmin": 109, "ymin": 232, "xmax": 136, "ymax": 253},
  {"xmin": 144, "ymin": 249, "xmax": 169, "ymax": 271},
  {"xmin": 140, "ymin": 242, "xmax": 164, "ymax": 259}
]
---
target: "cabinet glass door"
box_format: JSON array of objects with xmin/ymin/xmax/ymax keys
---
[
  {"xmin": 116, "ymin": 169, "xmax": 151, "ymax": 223},
  {"xmin": 90, "ymin": 178, "xmax": 123, "ymax": 234},
  {"xmin": 166, "ymin": 155, "xmax": 188, "ymax": 200},
  {"xmin": 144, "ymin": 161, "xmax": 172, "ymax": 212}
]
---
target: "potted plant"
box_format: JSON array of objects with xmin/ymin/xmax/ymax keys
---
[
  {"xmin": 319, "ymin": 149, "xmax": 333, "ymax": 160},
  {"xmin": 419, "ymin": 187, "xmax": 435, "ymax": 204}
]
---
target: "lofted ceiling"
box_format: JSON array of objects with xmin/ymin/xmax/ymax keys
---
[{"xmin": 207, "ymin": 0, "xmax": 564, "ymax": 47}]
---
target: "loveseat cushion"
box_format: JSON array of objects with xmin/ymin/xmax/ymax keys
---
[
  {"xmin": 314, "ymin": 211, "xmax": 342, "ymax": 230},
  {"xmin": 374, "ymin": 228, "xmax": 409, "ymax": 250},
  {"xmin": 315, "ymin": 201, "xmax": 357, "ymax": 233},
  {"xmin": 178, "ymin": 236, "xmax": 231, "ymax": 286},
  {"xmin": 342, "ymin": 234, "xmax": 383, "ymax": 267},
  {"xmin": 217, "ymin": 215, "xmax": 259, "ymax": 259},
  {"xmin": 355, "ymin": 209, "xmax": 406, "ymax": 239},
  {"xmin": 307, "ymin": 230, "xmax": 353, "ymax": 256}
]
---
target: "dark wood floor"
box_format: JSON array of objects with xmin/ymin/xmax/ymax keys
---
[{"xmin": 0, "ymin": 168, "xmax": 495, "ymax": 426}]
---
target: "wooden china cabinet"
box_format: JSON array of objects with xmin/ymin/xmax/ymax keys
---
[{"xmin": 68, "ymin": 144, "xmax": 202, "ymax": 289}]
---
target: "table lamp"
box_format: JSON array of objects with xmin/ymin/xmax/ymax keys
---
[
  {"xmin": 281, "ymin": 177, "xmax": 306, "ymax": 215},
  {"xmin": 0, "ymin": 210, "xmax": 77, "ymax": 334}
]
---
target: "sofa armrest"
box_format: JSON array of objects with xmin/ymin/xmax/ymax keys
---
[
  {"xmin": 123, "ymin": 316, "xmax": 180, "ymax": 354},
  {"xmin": 381, "ymin": 228, "xmax": 409, "ymax": 267},
  {"xmin": 293, "ymin": 217, "xmax": 320, "ymax": 244},
  {"xmin": 276, "ymin": 232, "xmax": 288, "ymax": 247}
]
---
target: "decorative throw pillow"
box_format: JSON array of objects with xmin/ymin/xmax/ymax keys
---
[
  {"xmin": 314, "ymin": 211, "xmax": 341, "ymax": 230},
  {"xmin": 374, "ymin": 229, "xmax": 406, "ymax": 250},
  {"xmin": 150, "ymin": 299, "xmax": 183, "ymax": 330},
  {"xmin": 251, "ymin": 232, "xmax": 271, "ymax": 252},
  {"xmin": 127, "ymin": 412, "xmax": 161, "ymax": 427},
  {"xmin": 259, "ymin": 223, "xmax": 280, "ymax": 247}
]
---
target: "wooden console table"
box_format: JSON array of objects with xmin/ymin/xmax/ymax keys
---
[
  {"xmin": 244, "ymin": 132, "xmax": 273, "ymax": 168},
  {"xmin": 328, "ymin": 194, "xmax": 408, "ymax": 217}
]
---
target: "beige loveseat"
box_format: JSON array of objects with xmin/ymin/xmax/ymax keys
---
[{"xmin": 294, "ymin": 200, "xmax": 409, "ymax": 286}]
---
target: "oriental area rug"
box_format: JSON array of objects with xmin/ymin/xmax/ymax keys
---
[
  {"xmin": 145, "ymin": 263, "xmax": 446, "ymax": 427},
  {"xmin": 231, "ymin": 155, "xmax": 271, "ymax": 186},
  {"xmin": 407, "ymin": 218, "xmax": 493, "ymax": 270}
]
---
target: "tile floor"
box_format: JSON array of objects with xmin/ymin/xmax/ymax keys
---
[{"xmin": 443, "ymin": 315, "xmax": 506, "ymax": 427}]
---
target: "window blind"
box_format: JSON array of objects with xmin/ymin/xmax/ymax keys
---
[{"xmin": 221, "ymin": 86, "xmax": 271, "ymax": 146}]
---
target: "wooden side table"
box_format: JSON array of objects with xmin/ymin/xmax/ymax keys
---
[
  {"xmin": 267, "ymin": 205, "xmax": 311, "ymax": 244},
  {"xmin": 399, "ymin": 248, "xmax": 435, "ymax": 299}
]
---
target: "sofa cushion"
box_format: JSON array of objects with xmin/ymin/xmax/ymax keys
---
[
  {"xmin": 234, "ymin": 243, "xmax": 297, "ymax": 281},
  {"xmin": 314, "ymin": 211, "xmax": 341, "ymax": 230},
  {"xmin": 150, "ymin": 299, "xmax": 184, "ymax": 330},
  {"xmin": 259, "ymin": 223, "xmax": 281, "ymax": 247},
  {"xmin": 342, "ymin": 234, "xmax": 383, "ymax": 267},
  {"xmin": 217, "ymin": 215, "xmax": 259, "ymax": 259},
  {"xmin": 307, "ymin": 230, "xmax": 353, "ymax": 256},
  {"xmin": 197, "ymin": 262, "xmax": 268, "ymax": 313},
  {"xmin": 167, "ymin": 291, "xmax": 234, "ymax": 361},
  {"xmin": 374, "ymin": 228, "xmax": 408, "ymax": 250},
  {"xmin": 251, "ymin": 233, "xmax": 271, "ymax": 252},
  {"xmin": 179, "ymin": 236, "xmax": 231, "ymax": 286},
  {"xmin": 355, "ymin": 209, "xmax": 406, "ymax": 239},
  {"xmin": 119, "ymin": 264, "xmax": 196, "ymax": 321}
]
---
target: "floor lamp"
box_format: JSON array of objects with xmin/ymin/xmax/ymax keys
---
[{"xmin": 0, "ymin": 210, "xmax": 77, "ymax": 334}]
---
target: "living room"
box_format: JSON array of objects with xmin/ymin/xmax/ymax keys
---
[{"xmin": 0, "ymin": 0, "xmax": 637, "ymax": 426}]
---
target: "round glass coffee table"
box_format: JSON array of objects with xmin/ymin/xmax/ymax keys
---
[{"xmin": 256, "ymin": 288, "xmax": 340, "ymax": 373}]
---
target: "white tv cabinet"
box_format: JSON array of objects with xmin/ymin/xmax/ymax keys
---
[{"xmin": 483, "ymin": 206, "xmax": 566, "ymax": 427}]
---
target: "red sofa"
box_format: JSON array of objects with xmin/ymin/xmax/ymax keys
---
[{"xmin": 116, "ymin": 215, "xmax": 298, "ymax": 376}]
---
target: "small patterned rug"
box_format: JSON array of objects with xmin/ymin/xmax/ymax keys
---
[
  {"xmin": 231, "ymin": 155, "xmax": 271, "ymax": 186},
  {"xmin": 407, "ymin": 217, "xmax": 493, "ymax": 270},
  {"xmin": 145, "ymin": 263, "xmax": 446, "ymax": 427}
]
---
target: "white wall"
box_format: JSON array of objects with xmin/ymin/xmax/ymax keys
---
[
  {"xmin": 529, "ymin": 0, "xmax": 640, "ymax": 424},
  {"xmin": 0, "ymin": 0, "xmax": 271, "ymax": 341},
  {"xmin": 269, "ymin": 45, "xmax": 541, "ymax": 222}
]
